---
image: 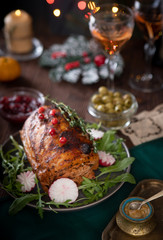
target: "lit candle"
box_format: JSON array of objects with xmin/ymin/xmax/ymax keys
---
[{"xmin": 4, "ymin": 10, "xmax": 33, "ymax": 54}]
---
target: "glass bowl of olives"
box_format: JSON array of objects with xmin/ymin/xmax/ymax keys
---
[{"xmin": 88, "ymin": 86, "xmax": 138, "ymax": 130}]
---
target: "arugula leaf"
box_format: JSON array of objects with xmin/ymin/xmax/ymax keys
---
[
  {"xmin": 98, "ymin": 157, "xmax": 135, "ymax": 176},
  {"xmin": 9, "ymin": 194, "xmax": 40, "ymax": 216}
]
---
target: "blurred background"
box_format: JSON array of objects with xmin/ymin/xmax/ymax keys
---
[
  {"xmin": 0, "ymin": 0, "xmax": 163, "ymax": 65},
  {"xmin": 0, "ymin": 0, "xmax": 134, "ymax": 36}
]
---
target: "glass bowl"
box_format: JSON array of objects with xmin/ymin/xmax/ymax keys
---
[
  {"xmin": 0, "ymin": 87, "xmax": 45, "ymax": 123},
  {"xmin": 88, "ymin": 89, "xmax": 138, "ymax": 130}
]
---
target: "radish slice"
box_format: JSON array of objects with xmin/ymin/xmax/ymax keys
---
[
  {"xmin": 49, "ymin": 178, "xmax": 78, "ymax": 203},
  {"xmin": 17, "ymin": 171, "xmax": 36, "ymax": 192},
  {"xmin": 87, "ymin": 129, "xmax": 104, "ymax": 140},
  {"xmin": 98, "ymin": 151, "xmax": 116, "ymax": 167}
]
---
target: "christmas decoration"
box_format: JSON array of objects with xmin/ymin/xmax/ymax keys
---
[{"xmin": 39, "ymin": 35, "xmax": 124, "ymax": 84}]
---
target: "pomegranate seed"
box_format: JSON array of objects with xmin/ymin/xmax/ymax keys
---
[
  {"xmin": 38, "ymin": 113, "xmax": 45, "ymax": 119},
  {"xmin": 59, "ymin": 137, "xmax": 67, "ymax": 144},
  {"xmin": 38, "ymin": 106, "xmax": 45, "ymax": 113},
  {"xmin": 50, "ymin": 109, "xmax": 56, "ymax": 116},
  {"xmin": 51, "ymin": 118, "xmax": 58, "ymax": 125},
  {"xmin": 49, "ymin": 128, "xmax": 56, "ymax": 136}
]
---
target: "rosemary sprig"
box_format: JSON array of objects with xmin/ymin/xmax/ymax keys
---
[{"xmin": 46, "ymin": 97, "xmax": 97, "ymax": 152}]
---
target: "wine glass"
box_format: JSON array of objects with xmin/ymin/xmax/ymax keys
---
[
  {"xmin": 129, "ymin": 0, "xmax": 163, "ymax": 92},
  {"xmin": 89, "ymin": 3, "xmax": 134, "ymax": 90}
]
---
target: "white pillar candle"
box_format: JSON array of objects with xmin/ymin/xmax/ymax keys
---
[{"xmin": 4, "ymin": 10, "xmax": 33, "ymax": 54}]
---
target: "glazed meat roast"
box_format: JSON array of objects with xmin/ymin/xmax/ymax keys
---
[{"xmin": 20, "ymin": 105, "xmax": 99, "ymax": 192}]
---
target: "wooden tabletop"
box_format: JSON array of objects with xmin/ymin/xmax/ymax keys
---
[{"xmin": 0, "ymin": 32, "xmax": 163, "ymax": 148}]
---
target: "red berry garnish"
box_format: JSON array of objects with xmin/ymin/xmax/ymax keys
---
[
  {"xmin": 50, "ymin": 109, "xmax": 56, "ymax": 116},
  {"xmin": 59, "ymin": 137, "xmax": 67, "ymax": 144},
  {"xmin": 49, "ymin": 128, "xmax": 56, "ymax": 136},
  {"xmin": 38, "ymin": 113, "xmax": 45, "ymax": 119},
  {"xmin": 38, "ymin": 106, "xmax": 45, "ymax": 113},
  {"xmin": 94, "ymin": 55, "xmax": 106, "ymax": 67},
  {"xmin": 82, "ymin": 51, "xmax": 88, "ymax": 57},
  {"xmin": 83, "ymin": 57, "xmax": 91, "ymax": 64},
  {"xmin": 51, "ymin": 118, "xmax": 58, "ymax": 125}
]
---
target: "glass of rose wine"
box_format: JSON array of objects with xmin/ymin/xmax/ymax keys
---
[
  {"xmin": 129, "ymin": 0, "xmax": 163, "ymax": 92},
  {"xmin": 89, "ymin": 3, "xmax": 134, "ymax": 90}
]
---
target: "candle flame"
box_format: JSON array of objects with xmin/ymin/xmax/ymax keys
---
[{"xmin": 15, "ymin": 9, "xmax": 22, "ymax": 17}]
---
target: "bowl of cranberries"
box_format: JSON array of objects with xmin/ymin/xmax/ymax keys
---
[{"xmin": 0, "ymin": 87, "xmax": 45, "ymax": 123}]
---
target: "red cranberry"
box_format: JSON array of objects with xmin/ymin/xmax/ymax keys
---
[
  {"xmin": 59, "ymin": 137, "xmax": 67, "ymax": 144},
  {"xmin": 51, "ymin": 118, "xmax": 58, "ymax": 125},
  {"xmin": 38, "ymin": 106, "xmax": 45, "ymax": 113},
  {"xmin": 38, "ymin": 113, "xmax": 45, "ymax": 119},
  {"xmin": 50, "ymin": 109, "xmax": 56, "ymax": 116},
  {"xmin": 49, "ymin": 128, "xmax": 56, "ymax": 136}
]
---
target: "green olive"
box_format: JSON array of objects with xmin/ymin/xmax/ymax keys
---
[
  {"xmin": 105, "ymin": 102, "xmax": 114, "ymax": 110},
  {"xmin": 115, "ymin": 104, "xmax": 123, "ymax": 113},
  {"xmin": 96, "ymin": 104, "xmax": 106, "ymax": 112},
  {"xmin": 106, "ymin": 108, "xmax": 115, "ymax": 113},
  {"xmin": 108, "ymin": 91, "xmax": 114, "ymax": 97},
  {"xmin": 124, "ymin": 98, "xmax": 132, "ymax": 108},
  {"xmin": 113, "ymin": 91, "xmax": 121, "ymax": 98},
  {"xmin": 102, "ymin": 95, "xmax": 112, "ymax": 103},
  {"xmin": 98, "ymin": 86, "xmax": 108, "ymax": 95},
  {"xmin": 123, "ymin": 94, "xmax": 131, "ymax": 100},
  {"xmin": 113, "ymin": 97, "xmax": 123, "ymax": 105},
  {"xmin": 91, "ymin": 94, "xmax": 101, "ymax": 104}
]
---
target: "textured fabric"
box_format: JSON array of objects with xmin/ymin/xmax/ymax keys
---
[{"xmin": 0, "ymin": 138, "xmax": 163, "ymax": 240}]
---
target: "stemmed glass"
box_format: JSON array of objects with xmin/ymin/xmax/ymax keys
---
[
  {"xmin": 129, "ymin": 0, "xmax": 163, "ymax": 92},
  {"xmin": 89, "ymin": 3, "xmax": 134, "ymax": 90}
]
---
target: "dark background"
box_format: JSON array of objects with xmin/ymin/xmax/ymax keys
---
[{"xmin": 0, "ymin": 0, "xmax": 134, "ymax": 36}]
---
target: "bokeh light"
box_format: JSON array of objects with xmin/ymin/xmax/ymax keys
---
[
  {"xmin": 78, "ymin": 1, "xmax": 86, "ymax": 10},
  {"xmin": 88, "ymin": 1, "xmax": 96, "ymax": 10},
  {"xmin": 53, "ymin": 9, "xmax": 61, "ymax": 17},
  {"xmin": 112, "ymin": 6, "xmax": 118, "ymax": 13},
  {"xmin": 46, "ymin": 0, "xmax": 55, "ymax": 4},
  {"xmin": 84, "ymin": 12, "xmax": 91, "ymax": 19}
]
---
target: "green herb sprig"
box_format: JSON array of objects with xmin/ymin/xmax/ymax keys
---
[{"xmin": 46, "ymin": 97, "xmax": 97, "ymax": 152}]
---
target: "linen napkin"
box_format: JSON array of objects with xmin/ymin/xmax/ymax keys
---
[{"xmin": 121, "ymin": 103, "xmax": 163, "ymax": 146}]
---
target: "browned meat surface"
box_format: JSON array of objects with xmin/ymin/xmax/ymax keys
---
[{"xmin": 20, "ymin": 105, "xmax": 99, "ymax": 192}]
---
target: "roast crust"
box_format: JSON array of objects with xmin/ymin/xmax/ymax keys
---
[{"xmin": 20, "ymin": 105, "xmax": 99, "ymax": 192}]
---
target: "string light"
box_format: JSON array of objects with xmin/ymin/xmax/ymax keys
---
[
  {"xmin": 78, "ymin": 1, "xmax": 86, "ymax": 10},
  {"xmin": 53, "ymin": 9, "xmax": 61, "ymax": 17}
]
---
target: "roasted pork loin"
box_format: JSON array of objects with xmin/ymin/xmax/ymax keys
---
[{"xmin": 20, "ymin": 105, "xmax": 99, "ymax": 192}]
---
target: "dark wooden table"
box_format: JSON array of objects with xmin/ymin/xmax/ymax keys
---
[{"xmin": 0, "ymin": 31, "xmax": 163, "ymax": 148}]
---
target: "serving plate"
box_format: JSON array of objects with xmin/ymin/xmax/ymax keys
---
[{"xmin": 0, "ymin": 130, "xmax": 131, "ymax": 212}]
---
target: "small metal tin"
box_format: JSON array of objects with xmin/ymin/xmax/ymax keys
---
[{"xmin": 116, "ymin": 197, "xmax": 156, "ymax": 236}]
